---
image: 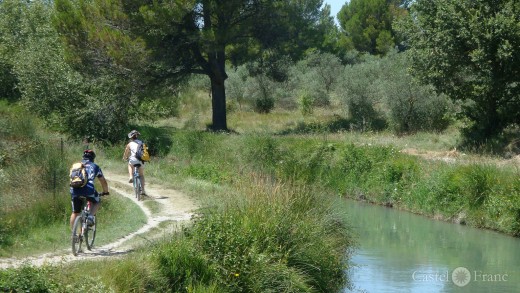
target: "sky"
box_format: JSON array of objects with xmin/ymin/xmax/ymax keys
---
[{"xmin": 324, "ymin": 0, "xmax": 347, "ymax": 19}]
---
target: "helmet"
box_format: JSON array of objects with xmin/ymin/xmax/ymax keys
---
[
  {"xmin": 83, "ymin": 149, "xmax": 96, "ymax": 161},
  {"xmin": 128, "ymin": 130, "xmax": 140, "ymax": 139}
]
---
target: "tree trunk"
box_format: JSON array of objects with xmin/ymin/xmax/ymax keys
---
[
  {"xmin": 208, "ymin": 49, "xmax": 228, "ymax": 131},
  {"xmin": 210, "ymin": 76, "xmax": 227, "ymax": 131}
]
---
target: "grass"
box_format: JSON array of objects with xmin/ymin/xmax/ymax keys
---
[
  {"xmin": 0, "ymin": 105, "xmax": 147, "ymax": 257},
  {"xmin": 2, "ymin": 92, "xmax": 520, "ymax": 292}
]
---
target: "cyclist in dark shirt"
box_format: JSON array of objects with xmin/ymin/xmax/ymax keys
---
[{"xmin": 69, "ymin": 149, "xmax": 109, "ymax": 229}]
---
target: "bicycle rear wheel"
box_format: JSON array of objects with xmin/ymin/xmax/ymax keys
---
[
  {"xmin": 134, "ymin": 175, "xmax": 142, "ymax": 201},
  {"xmin": 71, "ymin": 216, "xmax": 83, "ymax": 256},
  {"xmin": 85, "ymin": 217, "xmax": 96, "ymax": 250}
]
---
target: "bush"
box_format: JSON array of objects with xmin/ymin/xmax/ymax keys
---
[
  {"xmin": 0, "ymin": 266, "xmax": 60, "ymax": 292},
  {"xmin": 381, "ymin": 52, "xmax": 453, "ymax": 134},
  {"xmin": 153, "ymin": 237, "xmax": 217, "ymax": 293},
  {"xmin": 183, "ymin": 182, "xmax": 353, "ymax": 292},
  {"xmin": 244, "ymin": 74, "xmax": 276, "ymax": 114},
  {"xmin": 337, "ymin": 57, "xmax": 387, "ymax": 131},
  {"xmin": 242, "ymin": 135, "xmax": 281, "ymax": 172},
  {"xmin": 298, "ymin": 90, "xmax": 314, "ymax": 115},
  {"xmin": 226, "ymin": 65, "xmax": 249, "ymax": 110}
]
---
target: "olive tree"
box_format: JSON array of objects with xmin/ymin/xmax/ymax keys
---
[{"xmin": 380, "ymin": 52, "xmax": 452, "ymax": 134}]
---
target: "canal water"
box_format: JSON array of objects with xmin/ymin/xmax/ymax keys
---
[{"xmin": 340, "ymin": 199, "xmax": 520, "ymax": 293}]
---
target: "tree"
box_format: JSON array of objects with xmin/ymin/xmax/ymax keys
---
[
  {"xmin": 0, "ymin": 0, "xmax": 27, "ymax": 101},
  {"xmin": 4, "ymin": 0, "xmax": 131, "ymax": 142},
  {"xmin": 396, "ymin": 0, "xmax": 520, "ymax": 141},
  {"xmin": 337, "ymin": 0, "xmax": 408, "ymax": 55},
  {"xmin": 54, "ymin": 0, "xmax": 332, "ymax": 132},
  {"xmin": 379, "ymin": 51, "xmax": 452, "ymax": 134}
]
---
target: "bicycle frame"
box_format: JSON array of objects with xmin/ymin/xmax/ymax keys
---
[{"xmin": 133, "ymin": 164, "xmax": 143, "ymax": 201}]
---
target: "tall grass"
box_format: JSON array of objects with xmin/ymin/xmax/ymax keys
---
[
  {"xmin": 156, "ymin": 130, "xmax": 520, "ymax": 238},
  {"xmin": 152, "ymin": 177, "xmax": 354, "ymax": 292}
]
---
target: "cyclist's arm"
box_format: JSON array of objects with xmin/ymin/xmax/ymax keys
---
[
  {"xmin": 98, "ymin": 176, "xmax": 109, "ymax": 194},
  {"xmin": 123, "ymin": 144, "xmax": 130, "ymax": 161}
]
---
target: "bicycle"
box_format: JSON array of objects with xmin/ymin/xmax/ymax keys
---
[
  {"xmin": 71, "ymin": 192, "xmax": 108, "ymax": 256},
  {"xmin": 132, "ymin": 163, "xmax": 143, "ymax": 201}
]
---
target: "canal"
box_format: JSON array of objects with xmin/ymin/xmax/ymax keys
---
[{"xmin": 340, "ymin": 199, "xmax": 520, "ymax": 292}]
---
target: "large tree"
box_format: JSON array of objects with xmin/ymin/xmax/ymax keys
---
[
  {"xmin": 337, "ymin": 0, "xmax": 408, "ymax": 55},
  {"xmin": 396, "ymin": 0, "xmax": 520, "ymax": 140},
  {"xmin": 54, "ymin": 0, "xmax": 331, "ymax": 131}
]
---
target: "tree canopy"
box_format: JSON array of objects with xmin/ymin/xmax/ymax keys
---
[
  {"xmin": 396, "ymin": 0, "xmax": 520, "ymax": 141},
  {"xmin": 54, "ymin": 0, "xmax": 334, "ymax": 132},
  {"xmin": 337, "ymin": 0, "xmax": 408, "ymax": 55}
]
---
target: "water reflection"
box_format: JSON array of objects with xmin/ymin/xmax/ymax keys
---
[{"xmin": 340, "ymin": 199, "xmax": 520, "ymax": 293}]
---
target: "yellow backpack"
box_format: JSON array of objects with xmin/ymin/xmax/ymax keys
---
[
  {"xmin": 69, "ymin": 162, "xmax": 87, "ymax": 188},
  {"xmin": 136, "ymin": 141, "xmax": 150, "ymax": 162}
]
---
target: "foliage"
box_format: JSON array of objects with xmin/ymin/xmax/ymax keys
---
[
  {"xmin": 0, "ymin": 0, "xmax": 25, "ymax": 101},
  {"xmin": 335, "ymin": 51, "xmax": 452, "ymax": 134},
  {"xmin": 338, "ymin": 0, "xmax": 408, "ymax": 55},
  {"xmin": 246, "ymin": 73, "xmax": 276, "ymax": 114},
  {"xmin": 0, "ymin": 266, "xmax": 61, "ymax": 292},
  {"xmin": 53, "ymin": 0, "xmax": 334, "ymax": 131},
  {"xmin": 226, "ymin": 65, "xmax": 250, "ymax": 111},
  {"xmin": 337, "ymin": 56, "xmax": 387, "ymax": 131},
  {"xmin": 396, "ymin": 0, "xmax": 520, "ymax": 142},
  {"xmin": 0, "ymin": 0, "xmax": 140, "ymax": 143},
  {"xmin": 380, "ymin": 51, "xmax": 453, "ymax": 133},
  {"xmin": 180, "ymin": 181, "xmax": 353, "ymax": 292},
  {"xmin": 298, "ymin": 90, "xmax": 315, "ymax": 115},
  {"xmin": 153, "ymin": 237, "xmax": 218, "ymax": 293},
  {"xmin": 288, "ymin": 51, "xmax": 343, "ymax": 111},
  {"xmin": 302, "ymin": 51, "xmax": 343, "ymax": 94}
]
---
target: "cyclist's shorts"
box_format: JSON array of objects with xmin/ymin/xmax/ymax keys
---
[
  {"xmin": 71, "ymin": 193, "xmax": 100, "ymax": 213},
  {"xmin": 128, "ymin": 159, "xmax": 144, "ymax": 167}
]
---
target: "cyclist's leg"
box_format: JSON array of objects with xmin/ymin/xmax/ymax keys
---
[
  {"xmin": 127, "ymin": 162, "xmax": 133, "ymax": 182},
  {"xmin": 138, "ymin": 165, "xmax": 146, "ymax": 194},
  {"xmin": 86, "ymin": 193, "xmax": 101, "ymax": 216},
  {"xmin": 70, "ymin": 196, "xmax": 83, "ymax": 229}
]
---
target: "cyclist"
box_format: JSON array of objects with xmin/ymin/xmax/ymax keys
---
[
  {"xmin": 70, "ymin": 149, "xmax": 109, "ymax": 230},
  {"xmin": 123, "ymin": 130, "xmax": 146, "ymax": 195}
]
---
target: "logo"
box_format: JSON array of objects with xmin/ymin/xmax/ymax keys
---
[
  {"xmin": 452, "ymin": 267, "xmax": 471, "ymax": 287},
  {"xmin": 412, "ymin": 266, "xmax": 508, "ymax": 286}
]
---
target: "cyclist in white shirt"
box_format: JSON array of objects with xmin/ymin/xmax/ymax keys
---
[{"xmin": 123, "ymin": 130, "xmax": 146, "ymax": 195}]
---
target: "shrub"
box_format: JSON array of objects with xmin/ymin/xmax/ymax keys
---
[
  {"xmin": 0, "ymin": 266, "xmax": 60, "ymax": 292},
  {"xmin": 298, "ymin": 90, "xmax": 314, "ymax": 115},
  {"xmin": 337, "ymin": 57, "xmax": 387, "ymax": 131},
  {"xmin": 184, "ymin": 181, "xmax": 353, "ymax": 292},
  {"xmin": 153, "ymin": 237, "xmax": 216, "ymax": 292},
  {"xmin": 242, "ymin": 135, "xmax": 281, "ymax": 172},
  {"xmin": 381, "ymin": 52, "xmax": 453, "ymax": 134},
  {"xmin": 244, "ymin": 74, "xmax": 276, "ymax": 114},
  {"xmin": 226, "ymin": 65, "xmax": 249, "ymax": 110}
]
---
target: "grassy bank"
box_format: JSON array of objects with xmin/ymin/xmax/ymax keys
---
[
  {"xmin": 1, "ymin": 104, "xmax": 355, "ymax": 292},
  {"xmin": 142, "ymin": 130, "xmax": 520, "ymax": 237}
]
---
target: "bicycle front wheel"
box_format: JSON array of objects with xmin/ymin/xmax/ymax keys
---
[
  {"xmin": 71, "ymin": 216, "xmax": 83, "ymax": 256},
  {"xmin": 134, "ymin": 176, "xmax": 142, "ymax": 201},
  {"xmin": 85, "ymin": 217, "xmax": 96, "ymax": 250}
]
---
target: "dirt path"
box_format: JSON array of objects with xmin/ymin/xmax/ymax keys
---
[{"xmin": 0, "ymin": 171, "xmax": 197, "ymax": 269}]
